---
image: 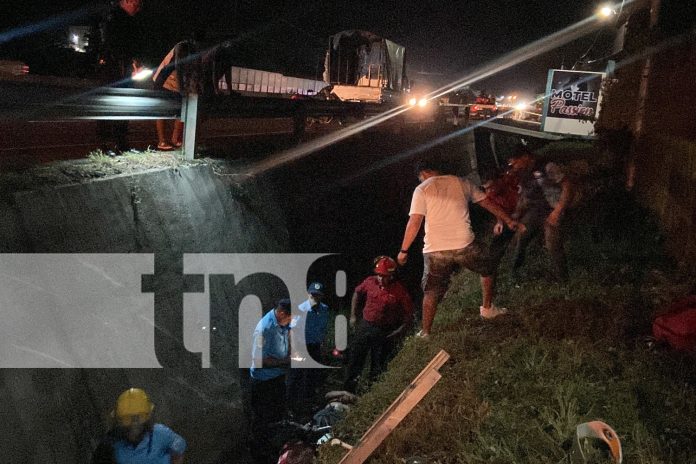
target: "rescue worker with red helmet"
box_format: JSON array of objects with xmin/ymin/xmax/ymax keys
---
[
  {"xmin": 343, "ymin": 256, "xmax": 414, "ymax": 393},
  {"xmin": 91, "ymin": 388, "xmax": 186, "ymax": 464}
]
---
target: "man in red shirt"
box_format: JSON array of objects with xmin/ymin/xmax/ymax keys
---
[
  {"xmin": 482, "ymin": 169, "xmax": 519, "ymax": 271},
  {"xmin": 344, "ymin": 256, "xmax": 413, "ymax": 393}
]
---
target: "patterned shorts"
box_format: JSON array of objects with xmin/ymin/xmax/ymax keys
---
[{"xmin": 422, "ymin": 242, "xmax": 494, "ymax": 300}]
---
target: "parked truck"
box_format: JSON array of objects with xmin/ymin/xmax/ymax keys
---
[{"xmin": 322, "ymin": 30, "xmax": 407, "ymax": 104}]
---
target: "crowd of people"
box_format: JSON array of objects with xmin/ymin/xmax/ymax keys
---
[
  {"xmin": 87, "ymin": 3, "xmax": 577, "ymax": 462},
  {"xmin": 90, "ymin": 146, "xmax": 575, "ymax": 463}
]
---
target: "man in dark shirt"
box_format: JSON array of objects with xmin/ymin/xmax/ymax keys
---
[
  {"xmin": 507, "ymin": 145, "xmax": 553, "ymax": 277},
  {"xmin": 100, "ymin": 0, "xmax": 146, "ymax": 81},
  {"xmin": 96, "ymin": 0, "xmax": 146, "ymax": 154},
  {"xmin": 344, "ymin": 256, "xmax": 413, "ymax": 393}
]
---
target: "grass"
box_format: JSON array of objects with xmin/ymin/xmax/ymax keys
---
[
  {"xmin": 0, "ymin": 148, "xmax": 205, "ymax": 200},
  {"xmin": 320, "ymin": 167, "xmax": 696, "ymax": 463}
]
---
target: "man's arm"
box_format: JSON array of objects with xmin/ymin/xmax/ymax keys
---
[
  {"xmin": 397, "ymin": 214, "xmax": 424, "ymax": 265},
  {"xmin": 387, "ymin": 288, "xmax": 414, "ymax": 338},
  {"xmin": 252, "ymin": 327, "xmax": 289, "ymax": 368},
  {"xmin": 546, "ymin": 178, "xmax": 573, "ymax": 227},
  {"xmin": 165, "ymin": 426, "xmax": 187, "ymax": 464},
  {"xmin": 477, "ymin": 197, "xmax": 525, "ymax": 233},
  {"xmin": 350, "ymin": 290, "xmax": 365, "ymax": 328}
]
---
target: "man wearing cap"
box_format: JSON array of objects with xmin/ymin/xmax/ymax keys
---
[
  {"xmin": 344, "ymin": 257, "xmax": 413, "ymax": 393},
  {"xmin": 91, "ymin": 388, "xmax": 186, "ymax": 464},
  {"xmin": 250, "ymin": 299, "xmax": 293, "ymax": 438},
  {"xmin": 286, "ymin": 282, "xmax": 330, "ymax": 419}
]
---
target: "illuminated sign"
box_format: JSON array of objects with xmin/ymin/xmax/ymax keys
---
[{"xmin": 541, "ymin": 69, "xmax": 605, "ymax": 137}]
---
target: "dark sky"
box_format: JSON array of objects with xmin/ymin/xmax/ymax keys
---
[{"xmin": 3, "ymin": 0, "xmax": 616, "ymax": 95}]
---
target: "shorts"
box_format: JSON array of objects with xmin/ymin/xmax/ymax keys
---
[{"xmin": 422, "ymin": 242, "xmax": 494, "ymax": 300}]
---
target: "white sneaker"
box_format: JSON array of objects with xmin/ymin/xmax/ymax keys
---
[
  {"xmin": 480, "ymin": 305, "xmax": 508, "ymax": 319},
  {"xmin": 416, "ymin": 330, "xmax": 430, "ymax": 340}
]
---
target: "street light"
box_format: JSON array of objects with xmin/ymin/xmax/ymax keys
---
[{"xmin": 598, "ymin": 4, "xmax": 616, "ymax": 18}]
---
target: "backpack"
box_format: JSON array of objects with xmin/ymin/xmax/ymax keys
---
[{"xmin": 652, "ymin": 295, "xmax": 696, "ymax": 352}]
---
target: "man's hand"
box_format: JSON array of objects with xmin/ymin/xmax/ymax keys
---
[
  {"xmin": 397, "ymin": 251, "xmax": 408, "ymax": 266},
  {"xmin": 546, "ymin": 210, "xmax": 561, "ymax": 227},
  {"xmin": 349, "ymin": 315, "xmax": 357, "ymax": 328},
  {"xmin": 131, "ymin": 59, "xmax": 143, "ymax": 77},
  {"xmin": 508, "ymin": 220, "xmax": 526, "ymax": 234}
]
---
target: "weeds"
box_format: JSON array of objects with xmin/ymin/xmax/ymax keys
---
[{"xmin": 321, "ymin": 160, "xmax": 696, "ymax": 463}]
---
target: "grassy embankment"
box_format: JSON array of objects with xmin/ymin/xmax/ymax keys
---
[{"xmin": 321, "ymin": 141, "xmax": 696, "ymax": 464}]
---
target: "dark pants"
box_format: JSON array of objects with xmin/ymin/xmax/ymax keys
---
[
  {"xmin": 96, "ymin": 63, "xmax": 133, "ymax": 153},
  {"xmin": 544, "ymin": 221, "xmax": 568, "ymax": 281},
  {"xmin": 512, "ymin": 210, "xmax": 568, "ymax": 281},
  {"xmin": 97, "ymin": 120, "xmax": 129, "ymax": 152},
  {"xmin": 344, "ymin": 321, "xmax": 396, "ymax": 393},
  {"xmin": 489, "ymin": 226, "xmax": 515, "ymax": 268},
  {"xmin": 251, "ymin": 375, "xmax": 286, "ymax": 435},
  {"xmin": 511, "ymin": 210, "xmax": 547, "ymax": 272},
  {"xmin": 286, "ymin": 343, "xmax": 323, "ymax": 418}
]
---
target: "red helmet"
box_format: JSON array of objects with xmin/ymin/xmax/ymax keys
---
[{"xmin": 374, "ymin": 256, "xmax": 397, "ymax": 275}]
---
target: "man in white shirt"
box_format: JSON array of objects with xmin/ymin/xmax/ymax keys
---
[{"xmin": 397, "ymin": 159, "xmax": 525, "ymax": 337}]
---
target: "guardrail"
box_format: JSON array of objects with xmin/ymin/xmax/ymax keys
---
[{"xmin": 0, "ymin": 76, "xmax": 389, "ymax": 160}]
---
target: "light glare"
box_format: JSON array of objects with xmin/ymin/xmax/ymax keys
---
[
  {"xmin": 132, "ymin": 68, "xmax": 153, "ymax": 81},
  {"xmin": 599, "ymin": 5, "xmax": 615, "ymax": 18}
]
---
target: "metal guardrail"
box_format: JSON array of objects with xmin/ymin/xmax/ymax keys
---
[
  {"xmin": 0, "ymin": 76, "xmax": 392, "ymax": 160},
  {"xmin": 0, "ymin": 79, "xmax": 181, "ymax": 121}
]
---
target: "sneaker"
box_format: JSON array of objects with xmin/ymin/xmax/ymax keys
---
[
  {"xmin": 415, "ymin": 330, "xmax": 430, "ymax": 340},
  {"xmin": 480, "ymin": 305, "xmax": 508, "ymax": 319}
]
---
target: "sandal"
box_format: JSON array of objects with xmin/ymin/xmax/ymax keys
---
[{"xmin": 157, "ymin": 142, "xmax": 174, "ymax": 151}]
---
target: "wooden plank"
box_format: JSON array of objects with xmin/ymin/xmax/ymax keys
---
[{"xmin": 337, "ymin": 350, "xmax": 450, "ymax": 464}]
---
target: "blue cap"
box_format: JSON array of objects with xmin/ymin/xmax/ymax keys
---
[{"xmin": 307, "ymin": 282, "xmax": 325, "ymax": 296}]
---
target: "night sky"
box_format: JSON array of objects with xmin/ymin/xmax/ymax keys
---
[{"xmin": 3, "ymin": 0, "xmax": 617, "ymax": 96}]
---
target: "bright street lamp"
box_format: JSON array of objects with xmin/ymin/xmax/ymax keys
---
[{"xmin": 598, "ymin": 5, "xmax": 616, "ymax": 18}]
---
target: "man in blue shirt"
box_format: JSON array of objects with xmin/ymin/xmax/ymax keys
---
[
  {"xmin": 250, "ymin": 299, "xmax": 293, "ymax": 438},
  {"xmin": 286, "ymin": 282, "xmax": 330, "ymax": 420},
  {"xmin": 91, "ymin": 388, "xmax": 186, "ymax": 464}
]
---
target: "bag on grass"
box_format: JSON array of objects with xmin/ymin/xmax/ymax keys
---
[{"xmin": 652, "ymin": 295, "xmax": 696, "ymax": 352}]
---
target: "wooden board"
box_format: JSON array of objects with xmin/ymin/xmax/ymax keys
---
[{"xmin": 337, "ymin": 349, "xmax": 450, "ymax": 464}]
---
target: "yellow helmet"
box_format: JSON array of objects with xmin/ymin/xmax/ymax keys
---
[{"xmin": 115, "ymin": 388, "xmax": 154, "ymax": 427}]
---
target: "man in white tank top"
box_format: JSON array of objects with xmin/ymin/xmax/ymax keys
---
[{"xmin": 397, "ymin": 159, "xmax": 525, "ymax": 337}]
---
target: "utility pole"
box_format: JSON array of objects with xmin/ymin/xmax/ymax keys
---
[{"xmin": 628, "ymin": 0, "xmax": 661, "ymax": 190}]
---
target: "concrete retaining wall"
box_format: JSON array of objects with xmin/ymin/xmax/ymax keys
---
[{"xmin": 0, "ymin": 164, "xmax": 287, "ymax": 463}]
